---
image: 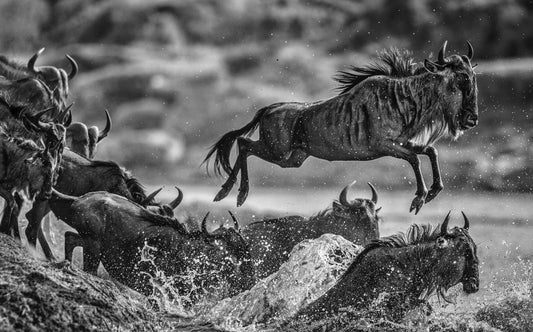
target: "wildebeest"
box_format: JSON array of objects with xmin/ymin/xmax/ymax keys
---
[
  {"xmin": 62, "ymin": 186, "xmax": 183, "ymax": 267},
  {"xmin": 204, "ymin": 42, "xmax": 478, "ymax": 214},
  {"xmin": 294, "ymin": 211, "xmax": 479, "ymax": 324},
  {"xmin": 242, "ymin": 182, "xmax": 381, "ymax": 279},
  {"xmin": 0, "ymin": 48, "xmax": 77, "ymax": 114},
  {"xmin": 0, "ymin": 103, "xmax": 67, "ymax": 236},
  {"xmin": 22, "ymin": 149, "xmax": 182, "ymax": 260},
  {"xmin": 48, "ymin": 189, "xmax": 256, "ymax": 301},
  {"xmin": 66, "ymin": 110, "xmax": 111, "ymax": 159},
  {"xmin": 0, "ymin": 128, "xmax": 59, "ymax": 237}
]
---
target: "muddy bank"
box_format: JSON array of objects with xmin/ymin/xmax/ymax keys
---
[{"xmin": 0, "ymin": 233, "xmax": 223, "ymax": 332}]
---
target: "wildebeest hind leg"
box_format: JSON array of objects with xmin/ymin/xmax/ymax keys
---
[{"xmin": 214, "ymin": 152, "xmax": 245, "ymax": 202}]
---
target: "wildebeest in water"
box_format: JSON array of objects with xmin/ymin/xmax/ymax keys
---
[
  {"xmin": 23, "ymin": 150, "xmax": 181, "ymax": 261},
  {"xmin": 242, "ymin": 181, "xmax": 381, "ymax": 279},
  {"xmin": 204, "ymin": 41, "xmax": 478, "ymax": 214},
  {"xmin": 293, "ymin": 211, "xmax": 479, "ymax": 325},
  {"xmin": 48, "ymin": 189, "xmax": 256, "ymax": 301}
]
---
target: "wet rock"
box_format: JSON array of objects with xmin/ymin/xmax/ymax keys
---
[
  {"xmin": 199, "ymin": 234, "xmax": 363, "ymax": 327},
  {"xmin": 0, "ymin": 233, "xmax": 225, "ymax": 332}
]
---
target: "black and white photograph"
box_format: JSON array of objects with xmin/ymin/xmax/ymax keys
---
[{"xmin": 0, "ymin": 0, "xmax": 532, "ymax": 331}]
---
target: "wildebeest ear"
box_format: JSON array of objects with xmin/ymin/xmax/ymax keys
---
[
  {"xmin": 424, "ymin": 59, "xmax": 445, "ymax": 73},
  {"xmin": 332, "ymin": 202, "xmax": 345, "ymax": 211}
]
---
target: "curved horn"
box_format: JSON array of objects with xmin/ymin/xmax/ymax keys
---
[
  {"xmin": 441, "ymin": 210, "xmax": 451, "ymax": 235},
  {"xmin": 461, "ymin": 211, "xmax": 470, "ymax": 230},
  {"xmin": 65, "ymin": 54, "xmax": 78, "ymax": 80},
  {"xmin": 57, "ymin": 103, "xmax": 73, "ymax": 124},
  {"xmin": 97, "ymin": 110, "xmax": 112, "ymax": 142},
  {"xmin": 201, "ymin": 212, "xmax": 211, "ymax": 235},
  {"xmin": 227, "ymin": 210, "xmax": 239, "ymax": 230},
  {"xmin": 339, "ymin": 181, "xmax": 356, "ymax": 207},
  {"xmin": 28, "ymin": 48, "xmax": 45, "ymax": 73},
  {"xmin": 26, "ymin": 107, "xmax": 55, "ymax": 131},
  {"xmin": 376, "ymin": 207, "xmax": 382, "ymax": 213},
  {"xmin": 368, "ymin": 182, "xmax": 378, "ymax": 204},
  {"xmin": 168, "ymin": 187, "xmax": 183, "ymax": 209},
  {"xmin": 63, "ymin": 108, "xmax": 72, "ymax": 127},
  {"xmin": 141, "ymin": 187, "xmax": 162, "ymax": 205},
  {"xmin": 466, "ymin": 41, "xmax": 474, "ymax": 60},
  {"xmin": 438, "ymin": 40, "xmax": 447, "ymax": 64}
]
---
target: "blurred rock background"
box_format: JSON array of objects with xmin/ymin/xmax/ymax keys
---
[{"xmin": 1, "ymin": 0, "xmax": 532, "ymax": 193}]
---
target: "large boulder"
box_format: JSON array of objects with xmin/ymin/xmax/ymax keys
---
[{"xmin": 199, "ymin": 234, "xmax": 363, "ymax": 327}]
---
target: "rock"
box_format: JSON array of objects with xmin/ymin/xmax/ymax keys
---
[
  {"xmin": 0, "ymin": 233, "xmax": 225, "ymax": 332},
  {"xmin": 476, "ymin": 296, "xmax": 533, "ymax": 332},
  {"xmin": 199, "ymin": 234, "xmax": 363, "ymax": 327}
]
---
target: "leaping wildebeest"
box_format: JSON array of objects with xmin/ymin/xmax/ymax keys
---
[
  {"xmin": 242, "ymin": 182, "xmax": 381, "ymax": 279},
  {"xmin": 48, "ymin": 189, "xmax": 256, "ymax": 302},
  {"xmin": 293, "ymin": 211, "xmax": 479, "ymax": 324},
  {"xmin": 204, "ymin": 41, "xmax": 478, "ymax": 213}
]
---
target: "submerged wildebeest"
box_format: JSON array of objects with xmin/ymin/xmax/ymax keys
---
[
  {"xmin": 66, "ymin": 110, "xmax": 111, "ymax": 159},
  {"xmin": 48, "ymin": 189, "xmax": 256, "ymax": 301},
  {"xmin": 242, "ymin": 182, "xmax": 381, "ymax": 279},
  {"xmin": 0, "ymin": 48, "xmax": 78, "ymax": 114},
  {"xmin": 22, "ymin": 149, "xmax": 182, "ymax": 260},
  {"xmin": 204, "ymin": 42, "xmax": 478, "ymax": 213},
  {"xmin": 294, "ymin": 212, "xmax": 479, "ymax": 324}
]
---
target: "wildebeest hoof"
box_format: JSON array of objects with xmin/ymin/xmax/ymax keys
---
[
  {"xmin": 409, "ymin": 196, "xmax": 424, "ymax": 215},
  {"xmin": 425, "ymin": 185, "xmax": 443, "ymax": 203},
  {"xmin": 214, "ymin": 187, "xmax": 231, "ymax": 202},
  {"xmin": 236, "ymin": 190, "xmax": 248, "ymax": 207}
]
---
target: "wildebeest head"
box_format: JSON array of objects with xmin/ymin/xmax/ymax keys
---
[
  {"xmin": 142, "ymin": 186, "xmax": 184, "ymax": 217},
  {"xmin": 201, "ymin": 212, "xmax": 256, "ymax": 294},
  {"xmin": 424, "ymin": 41, "xmax": 478, "ymax": 135},
  {"xmin": 21, "ymin": 106, "xmax": 69, "ymax": 173},
  {"xmin": 26, "ymin": 48, "xmax": 78, "ymax": 111},
  {"xmin": 331, "ymin": 181, "xmax": 381, "ymax": 243},
  {"xmin": 25, "ymin": 144, "xmax": 60, "ymax": 200},
  {"xmin": 66, "ymin": 110, "xmax": 111, "ymax": 159},
  {"xmin": 432, "ymin": 211, "xmax": 479, "ymax": 296}
]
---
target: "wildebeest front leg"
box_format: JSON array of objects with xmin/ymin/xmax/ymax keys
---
[
  {"xmin": 379, "ymin": 143, "xmax": 427, "ymax": 214},
  {"xmin": 406, "ymin": 143, "xmax": 443, "ymax": 203},
  {"xmin": 64, "ymin": 231, "xmax": 83, "ymax": 263},
  {"xmin": 0, "ymin": 188, "xmax": 14, "ymax": 235},
  {"xmin": 82, "ymin": 238, "xmax": 101, "ymax": 275},
  {"xmin": 26, "ymin": 201, "xmax": 57, "ymax": 260}
]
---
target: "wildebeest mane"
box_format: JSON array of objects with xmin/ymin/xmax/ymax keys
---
[
  {"xmin": 345, "ymin": 222, "xmax": 458, "ymax": 301},
  {"xmin": 334, "ymin": 48, "xmax": 419, "ymax": 95},
  {"xmin": 140, "ymin": 209, "xmax": 187, "ymax": 234},
  {"xmin": 0, "ymin": 56, "xmax": 29, "ymax": 81}
]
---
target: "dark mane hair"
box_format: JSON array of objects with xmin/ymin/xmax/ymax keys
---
[
  {"xmin": 346, "ymin": 223, "xmax": 441, "ymax": 274},
  {"xmin": 334, "ymin": 48, "xmax": 420, "ymax": 95},
  {"xmin": 140, "ymin": 209, "xmax": 187, "ymax": 234},
  {"xmin": 0, "ymin": 56, "xmax": 29, "ymax": 81}
]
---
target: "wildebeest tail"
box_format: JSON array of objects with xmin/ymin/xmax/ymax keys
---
[{"xmin": 203, "ymin": 106, "xmax": 270, "ymax": 176}]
